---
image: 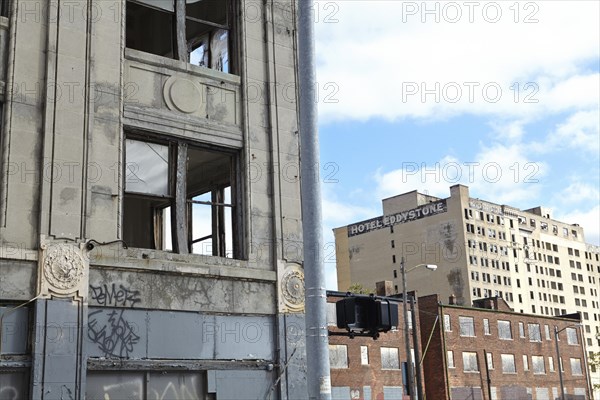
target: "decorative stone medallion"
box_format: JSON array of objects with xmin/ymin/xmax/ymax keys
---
[
  {"xmin": 279, "ymin": 263, "xmax": 305, "ymax": 313},
  {"xmin": 163, "ymin": 75, "xmax": 203, "ymax": 114},
  {"xmin": 43, "ymin": 244, "xmax": 85, "ymax": 290},
  {"xmin": 39, "ymin": 239, "xmax": 89, "ymax": 299}
]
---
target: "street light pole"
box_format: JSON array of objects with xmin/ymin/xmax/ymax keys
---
[
  {"xmin": 401, "ymin": 256, "xmax": 416, "ymax": 400},
  {"xmin": 555, "ymin": 326, "xmax": 566, "ymax": 400},
  {"xmin": 400, "ymin": 260, "xmax": 438, "ymax": 400},
  {"xmin": 555, "ymin": 324, "xmax": 582, "ymax": 400}
]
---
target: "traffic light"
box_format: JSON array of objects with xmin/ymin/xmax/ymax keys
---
[{"xmin": 335, "ymin": 296, "xmax": 398, "ymax": 338}]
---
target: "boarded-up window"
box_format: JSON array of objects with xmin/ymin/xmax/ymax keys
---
[
  {"xmin": 462, "ymin": 352, "xmax": 479, "ymax": 372},
  {"xmin": 383, "ymin": 386, "xmax": 403, "ymax": 400},
  {"xmin": 381, "ymin": 347, "xmax": 400, "ymax": 370},
  {"xmin": 498, "ymin": 320, "xmax": 512, "ymax": 339},
  {"xmin": 459, "ymin": 316, "xmax": 475, "ymax": 337},
  {"xmin": 535, "ymin": 387, "xmax": 549, "ymax": 400},
  {"xmin": 329, "ymin": 345, "xmax": 348, "ymax": 369},
  {"xmin": 566, "ymin": 327, "xmax": 578, "ymax": 345},
  {"xmin": 361, "ymin": 346, "xmax": 369, "ymax": 365},
  {"xmin": 447, "ymin": 350, "xmax": 455, "ymax": 368},
  {"xmin": 444, "ymin": 314, "xmax": 451, "ymax": 331},
  {"xmin": 331, "ymin": 386, "xmax": 351, "ymax": 400},
  {"xmin": 501, "ymin": 354, "xmax": 516, "ymax": 373},
  {"xmin": 570, "ymin": 358, "xmax": 583, "ymax": 375},
  {"xmin": 532, "ymin": 356, "xmax": 545, "ymax": 374},
  {"xmin": 527, "ymin": 323, "xmax": 541, "ymax": 342},
  {"xmin": 450, "ymin": 387, "xmax": 483, "ymax": 400}
]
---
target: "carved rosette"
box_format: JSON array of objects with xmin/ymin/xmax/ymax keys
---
[
  {"xmin": 278, "ymin": 262, "xmax": 305, "ymax": 313},
  {"xmin": 38, "ymin": 241, "xmax": 89, "ymax": 299}
]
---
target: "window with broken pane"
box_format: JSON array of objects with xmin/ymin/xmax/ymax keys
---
[
  {"xmin": 126, "ymin": 0, "xmax": 232, "ymax": 73},
  {"xmin": 123, "ymin": 136, "xmax": 240, "ymax": 258}
]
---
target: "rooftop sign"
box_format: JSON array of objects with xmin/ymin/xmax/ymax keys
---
[{"xmin": 347, "ymin": 200, "xmax": 447, "ymax": 237}]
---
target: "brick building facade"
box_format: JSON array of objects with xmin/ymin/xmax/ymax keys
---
[
  {"xmin": 327, "ymin": 291, "xmax": 424, "ymax": 400},
  {"xmin": 419, "ymin": 294, "xmax": 591, "ymax": 400}
]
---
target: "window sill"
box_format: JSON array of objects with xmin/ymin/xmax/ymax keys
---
[
  {"xmin": 125, "ymin": 48, "xmax": 240, "ymax": 85},
  {"xmin": 89, "ymin": 247, "xmax": 276, "ymax": 282}
]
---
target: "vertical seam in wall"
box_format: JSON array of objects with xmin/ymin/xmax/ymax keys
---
[
  {"xmin": 239, "ymin": 0, "xmax": 251, "ymax": 259},
  {"xmin": 81, "ymin": 0, "xmax": 94, "ymax": 240},
  {"xmin": 0, "ymin": 0, "xmax": 19, "ymax": 228},
  {"xmin": 117, "ymin": 0, "xmax": 126, "ymax": 240}
]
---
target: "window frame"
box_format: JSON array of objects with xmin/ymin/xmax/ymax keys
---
[
  {"xmin": 123, "ymin": 132, "xmax": 244, "ymax": 258},
  {"xmin": 329, "ymin": 344, "xmax": 349, "ymax": 369},
  {"xmin": 125, "ymin": 0, "xmax": 236, "ymax": 73},
  {"xmin": 459, "ymin": 316, "xmax": 475, "ymax": 337},
  {"xmin": 462, "ymin": 351, "xmax": 479, "ymax": 373},
  {"xmin": 497, "ymin": 320, "xmax": 512, "ymax": 340},
  {"xmin": 501, "ymin": 354, "xmax": 516, "ymax": 374},
  {"xmin": 380, "ymin": 347, "xmax": 400, "ymax": 370}
]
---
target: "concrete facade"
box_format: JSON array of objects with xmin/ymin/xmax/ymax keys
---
[
  {"xmin": 334, "ymin": 184, "xmax": 600, "ymax": 396},
  {"xmin": 419, "ymin": 294, "xmax": 591, "ymax": 400},
  {"xmin": 0, "ymin": 1, "xmax": 308, "ymax": 399}
]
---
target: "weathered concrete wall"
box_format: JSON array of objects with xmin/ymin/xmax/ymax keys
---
[{"xmin": 0, "ymin": 0, "xmax": 306, "ymax": 398}]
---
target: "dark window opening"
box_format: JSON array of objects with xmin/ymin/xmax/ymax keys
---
[
  {"xmin": 0, "ymin": 0, "xmax": 10, "ymax": 17},
  {"xmin": 123, "ymin": 136, "xmax": 240, "ymax": 258},
  {"xmin": 126, "ymin": 0, "xmax": 232, "ymax": 73}
]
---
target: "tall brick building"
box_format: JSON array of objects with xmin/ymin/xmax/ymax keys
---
[
  {"xmin": 334, "ymin": 184, "xmax": 600, "ymax": 393},
  {"xmin": 419, "ymin": 294, "xmax": 591, "ymax": 400},
  {"xmin": 0, "ymin": 1, "xmax": 308, "ymax": 398}
]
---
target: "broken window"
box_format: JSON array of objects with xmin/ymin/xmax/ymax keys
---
[
  {"xmin": 123, "ymin": 135, "xmax": 241, "ymax": 258},
  {"xmin": 126, "ymin": 0, "xmax": 232, "ymax": 73}
]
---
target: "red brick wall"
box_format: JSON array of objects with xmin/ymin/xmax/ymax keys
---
[
  {"xmin": 328, "ymin": 295, "xmax": 425, "ymax": 400},
  {"xmin": 419, "ymin": 294, "xmax": 590, "ymax": 400}
]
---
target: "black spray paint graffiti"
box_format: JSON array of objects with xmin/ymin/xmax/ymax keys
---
[
  {"xmin": 88, "ymin": 309, "xmax": 140, "ymax": 357},
  {"xmin": 90, "ymin": 283, "xmax": 141, "ymax": 307}
]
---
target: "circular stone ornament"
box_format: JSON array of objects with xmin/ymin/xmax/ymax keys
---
[
  {"xmin": 163, "ymin": 76, "xmax": 203, "ymax": 114},
  {"xmin": 43, "ymin": 244, "xmax": 85, "ymax": 292},
  {"xmin": 281, "ymin": 265, "xmax": 305, "ymax": 311}
]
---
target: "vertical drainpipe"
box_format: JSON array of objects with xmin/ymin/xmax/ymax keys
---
[{"xmin": 298, "ymin": 1, "xmax": 332, "ymax": 399}]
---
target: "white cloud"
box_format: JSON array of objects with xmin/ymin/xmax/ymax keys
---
[
  {"xmin": 315, "ymin": 1, "xmax": 600, "ymax": 122},
  {"xmin": 374, "ymin": 156, "xmax": 461, "ymax": 200},
  {"xmin": 549, "ymin": 110, "xmax": 600, "ymax": 153},
  {"xmin": 554, "ymin": 181, "xmax": 600, "ymax": 205},
  {"xmin": 373, "ymin": 142, "xmax": 549, "ymax": 207},
  {"xmin": 554, "ymin": 205, "xmax": 600, "ymax": 245}
]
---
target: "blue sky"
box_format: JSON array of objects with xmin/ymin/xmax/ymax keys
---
[{"xmin": 312, "ymin": 1, "xmax": 600, "ymax": 289}]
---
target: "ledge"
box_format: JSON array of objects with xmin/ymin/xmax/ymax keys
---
[{"xmin": 89, "ymin": 247, "xmax": 276, "ymax": 282}]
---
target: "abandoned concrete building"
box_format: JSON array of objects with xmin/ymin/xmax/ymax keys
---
[{"xmin": 0, "ymin": 1, "xmax": 308, "ymax": 398}]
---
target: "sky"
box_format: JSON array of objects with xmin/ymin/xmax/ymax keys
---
[{"xmin": 312, "ymin": 1, "xmax": 600, "ymax": 290}]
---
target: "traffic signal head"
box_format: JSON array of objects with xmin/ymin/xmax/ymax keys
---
[{"xmin": 335, "ymin": 297, "xmax": 399, "ymax": 335}]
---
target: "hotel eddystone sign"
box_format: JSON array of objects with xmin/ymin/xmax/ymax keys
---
[{"xmin": 347, "ymin": 200, "xmax": 448, "ymax": 237}]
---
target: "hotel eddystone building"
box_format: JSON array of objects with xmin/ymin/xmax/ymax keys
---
[
  {"xmin": 0, "ymin": 1, "xmax": 309, "ymax": 398},
  {"xmin": 334, "ymin": 184, "xmax": 600, "ymax": 395}
]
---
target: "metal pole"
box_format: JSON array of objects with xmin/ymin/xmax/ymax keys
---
[
  {"xmin": 555, "ymin": 326, "xmax": 566, "ymax": 400},
  {"xmin": 402, "ymin": 257, "xmax": 416, "ymax": 400},
  {"xmin": 298, "ymin": 1, "xmax": 331, "ymax": 399},
  {"xmin": 483, "ymin": 350, "xmax": 492, "ymax": 400},
  {"xmin": 410, "ymin": 297, "xmax": 423, "ymax": 400}
]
